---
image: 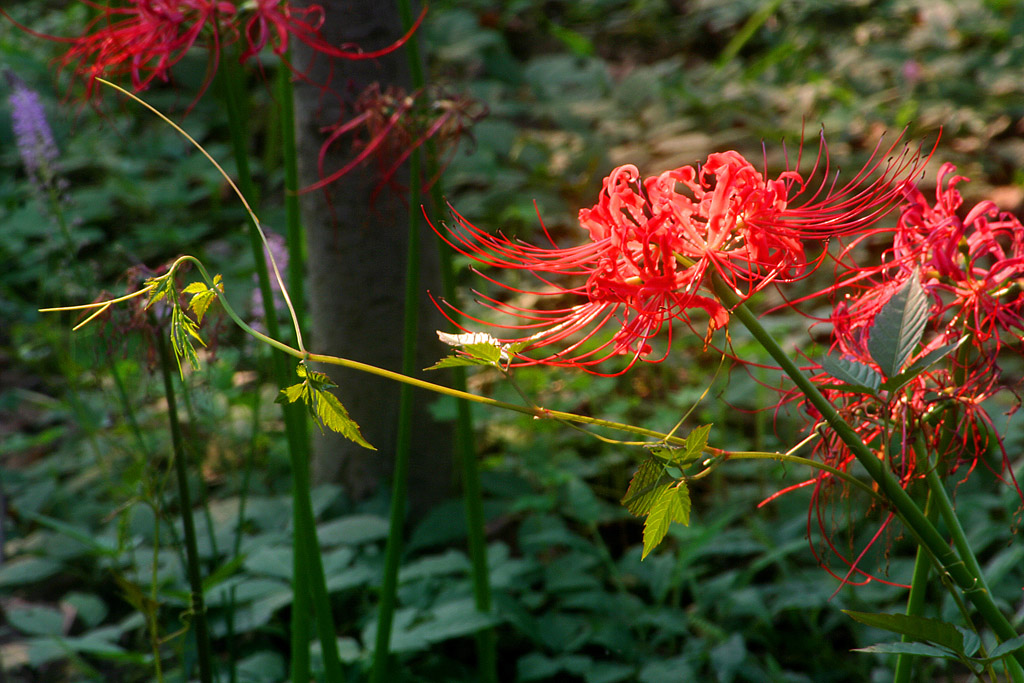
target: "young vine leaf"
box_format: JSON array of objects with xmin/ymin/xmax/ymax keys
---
[
  {"xmin": 647, "ymin": 423, "xmax": 712, "ymax": 465},
  {"xmin": 427, "ymin": 331, "xmax": 529, "ymax": 370},
  {"xmin": 182, "ymin": 274, "xmax": 223, "ymax": 323},
  {"xmin": 169, "ymin": 304, "xmax": 205, "ymax": 377},
  {"xmin": 642, "ymin": 481, "xmax": 691, "ymax": 559},
  {"xmin": 277, "ymin": 364, "xmax": 374, "ymax": 450}
]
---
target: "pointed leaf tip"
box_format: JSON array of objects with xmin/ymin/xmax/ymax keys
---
[{"xmin": 867, "ymin": 272, "xmax": 929, "ymax": 378}]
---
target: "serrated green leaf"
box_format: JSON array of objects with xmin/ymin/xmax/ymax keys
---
[
  {"xmin": 682, "ymin": 424, "xmax": 711, "ymax": 461},
  {"xmin": 170, "ymin": 305, "xmax": 204, "ymax": 377},
  {"xmin": 310, "ymin": 386, "xmax": 375, "ymax": 450},
  {"xmin": 641, "ymin": 481, "xmax": 690, "ymax": 560},
  {"xmin": 648, "ymin": 425, "xmax": 712, "ymax": 465},
  {"xmin": 304, "ymin": 368, "xmax": 338, "ymax": 390},
  {"xmin": 183, "ymin": 277, "xmax": 222, "ymax": 324},
  {"xmin": 425, "ymin": 354, "xmax": 494, "ymax": 371},
  {"xmin": 621, "ymin": 458, "xmax": 664, "ymax": 516},
  {"xmin": 843, "ymin": 611, "xmax": 964, "ymax": 654},
  {"xmin": 819, "ymin": 354, "xmax": 881, "ymax": 393},
  {"xmin": 867, "ymin": 272, "xmax": 929, "ymax": 377},
  {"xmin": 143, "ymin": 274, "xmax": 175, "ymax": 309},
  {"xmin": 462, "ymin": 342, "xmax": 503, "ymax": 363},
  {"xmin": 276, "ymin": 383, "xmax": 305, "ymax": 404}
]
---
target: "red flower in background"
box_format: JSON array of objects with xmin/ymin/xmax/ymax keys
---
[
  {"xmin": 434, "ymin": 137, "xmax": 933, "ymax": 375},
  {"xmin": 2, "ymin": 1, "xmax": 424, "ymax": 100}
]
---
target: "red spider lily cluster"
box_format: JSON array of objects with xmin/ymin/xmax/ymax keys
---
[
  {"xmin": 435, "ymin": 134, "xmax": 932, "ymax": 376},
  {"xmin": 776, "ymin": 162, "xmax": 1024, "ymax": 586},
  {"xmin": 2, "ymin": 1, "xmax": 422, "ymax": 99},
  {"xmin": 818, "ymin": 163, "xmax": 1023, "ymax": 478}
]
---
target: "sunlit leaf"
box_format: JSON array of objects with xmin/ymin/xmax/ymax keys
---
[
  {"xmin": 867, "ymin": 272, "xmax": 929, "ymax": 377},
  {"xmin": 682, "ymin": 424, "xmax": 711, "ymax": 462},
  {"xmin": 312, "ymin": 387, "xmax": 374, "ymax": 450},
  {"xmin": 183, "ymin": 274, "xmax": 222, "ymax": 323},
  {"xmin": 425, "ymin": 354, "xmax": 494, "ymax": 371},
  {"xmin": 276, "ymin": 364, "xmax": 373, "ymax": 448},
  {"xmin": 170, "ymin": 305, "xmax": 204, "ymax": 377},
  {"xmin": 276, "ymin": 383, "xmax": 305, "ymax": 404},
  {"xmin": 642, "ymin": 481, "xmax": 690, "ymax": 559},
  {"xmin": 143, "ymin": 274, "xmax": 176, "ymax": 310}
]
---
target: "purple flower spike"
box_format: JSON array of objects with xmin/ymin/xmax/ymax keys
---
[{"xmin": 6, "ymin": 71, "xmax": 60, "ymax": 195}]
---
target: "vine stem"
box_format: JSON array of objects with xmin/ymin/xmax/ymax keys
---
[{"xmin": 712, "ymin": 277, "xmax": 1024, "ymax": 669}]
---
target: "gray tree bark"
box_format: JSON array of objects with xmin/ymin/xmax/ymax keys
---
[{"xmin": 292, "ymin": 0, "xmax": 452, "ymax": 514}]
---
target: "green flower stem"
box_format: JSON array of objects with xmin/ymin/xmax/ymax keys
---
[
  {"xmin": 215, "ymin": 54, "xmax": 343, "ymax": 683},
  {"xmin": 714, "ymin": 279, "xmax": 1024, "ymax": 667},
  {"xmin": 156, "ymin": 327, "xmax": 212, "ymax": 683},
  {"xmin": 893, "ymin": 488, "xmax": 936, "ymax": 683},
  {"xmin": 371, "ymin": 139, "xmax": 424, "ymax": 683},
  {"xmin": 393, "ymin": 0, "xmax": 497, "ymax": 674}
]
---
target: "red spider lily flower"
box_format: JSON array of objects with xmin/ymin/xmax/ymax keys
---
[
  {"xmin": 1, "ymin": 1, "xmax": 424, "ymax": 101},
  {"xmin": 895, "ymin": 163, "xmax": 1024, "ymax": 355},
  {"xmin": 241, "ymin": 0, "xmax": 425, "ymax": 63},
  {"xmin": 303, "ymin": 84, "xmax": 485, "ymax": 202},
  {"xmin": 2, "ymin": 0, "xmax": 235, "ymax": 99},
  {"xmin": 433, "ymin": 137, "xmax": 935, "ymax": 375}
]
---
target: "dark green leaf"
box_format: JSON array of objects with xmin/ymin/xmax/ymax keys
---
[
  {"xmin": 983, "ymin": 634, "xmax": 1024, "ymax": 661},
  {"xmin": 853, "ymin": 641, "xmax": 962, "ymax": 661},
  {"xmin": 867, "ymin": 272, "xmax": 929, "ymax": 377},
  {"xmin": 843, "ymin": 611, "xmax": 964, "ymax": 653},
  {"xmin": 819, "ymin": 354, "xmax": 881, "ymax": 393},
  {"xmin": 7, "ymin": 605, "xmax": 65, "ymax": 636},
  {"xmin": 882, "ymin": 338, "xmax": 967, "ymax": 393}
]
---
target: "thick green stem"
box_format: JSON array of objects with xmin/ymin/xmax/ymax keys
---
[
  {"xmin": 893, "ymin": 489, "xmax": 935, "ymax": 683},
  {"xmin": 156, "ymin": 330, "xmax": 212, "ymax": 683},
  {"xmin": 216, "ymin": 52, "xmax": 345, "ymax": 683},
  {"xmin": 371, "ymin": 133, "xmax": 423, "ymax": 683},
  {"xmin": 716, "ymin": 281, "xmax": 1024, "ymax": 668}
]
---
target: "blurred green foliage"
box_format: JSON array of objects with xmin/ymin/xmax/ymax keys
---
[{"xmin": 1, "ymin": 0, "xmax": 1022, "ymax": 681}]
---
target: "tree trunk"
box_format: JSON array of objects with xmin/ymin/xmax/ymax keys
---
[{"xmin": 292, "ymin": 0, "xmax": 452, "ymax": 514}]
